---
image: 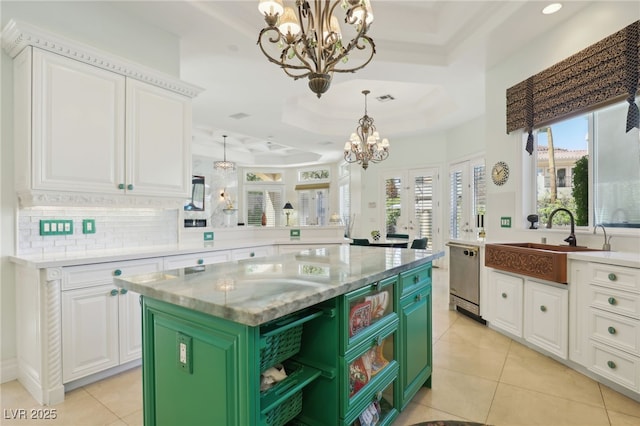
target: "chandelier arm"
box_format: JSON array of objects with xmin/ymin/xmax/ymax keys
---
[
  {"xmin": 326, "ymin": 35, "xmax": 375, "ymax": 73},
  {"xmin": 257, "ymin": 28, "xmax": 315, "ymax": 77}
]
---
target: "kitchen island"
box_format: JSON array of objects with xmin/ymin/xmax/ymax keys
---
[{"xmin": 115, "ymin": 245, "xmax": 443, "ymax": 425}]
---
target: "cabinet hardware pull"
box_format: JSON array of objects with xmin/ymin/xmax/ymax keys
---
[
  {"xmin": 197, "ymin": 259, "xmax": 204, "ymax": 265},
  {"xmin": 608, "ymin": 326, "xmax": 616, "ymax": 335},
  {"xmin": 540, "ymin": 305, "xmax": 547, "ymax": 312},
  {"xmin": 113, "ymin": 269, "xmax": 122, "ymax": 276},
  {"xmin": 415, "ymin": 293, "xmax": 422, "ymax": 302},
  {"xmin": 501, "ymin": 293, "xmax": 507, "ymax": 298},
  {"xmin": 127, "ymin": 184, "xmax": 134, "ymax": 191},
  {"xmin": 608, "ymin": 297, "xmax": 617, "ymax": 305},
  {"xmin": 413, "ymin": 275, "xmax": 420, "ymax": 284},
  {"xmin": 374, "ymin": 391, "xmax": 383, "ymax": 402},
  {"xmin": 118, "ymin": 183, "xmax": 125, "ymax": 190},
  {"xmin": 110, "ymin": 289, "xmax": 119, "ymax": 296},
  {"xmin": 607, "ymin": 360, "xmax": 616, "ymax": 369},
  {"xmin": 375, "ymin": 336, "xmax": 382, "ymax": 347},
  {"xmin": 250, "ymin": 252, "xmax": 255, "ymax": 257},
  {"xmin": 608, "ymin": 273, "xmax": 617, "ymax": 281},
  {"xmin": 372, "ymin": 281, "xmax": 380, "ymax": 290},
  {"xmin": 120, "ymin": 288, "xmax": 128, "ymax": 295}
]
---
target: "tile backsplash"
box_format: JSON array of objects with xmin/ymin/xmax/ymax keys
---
[{"xmin": 17, "ymin": 207, "xmax": 178, "ymax": 256}]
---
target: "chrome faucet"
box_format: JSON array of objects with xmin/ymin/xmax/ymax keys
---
[
  {"xmin": 546, "ymin": 208, "xmax": 577, "ymax": 246},
  {"xmin": 593, "ymin": 224, "xmax": 612, "ymax": 251}
]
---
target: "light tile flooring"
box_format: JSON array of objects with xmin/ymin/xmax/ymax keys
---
[{"xmin": 2, "ymin": 268, "xmax": 640, "ymax": 425}]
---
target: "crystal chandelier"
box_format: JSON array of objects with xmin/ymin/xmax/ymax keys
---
[
  {"xmin": 257, "ymin": 0, "xmax": 376, "ymax": 98},
  {"xmin": 214, "ymin": 135, "xmax": 235, "ymax": 171},
  {"xmin": 344, "ymin": 90, "xmax": 389, "ymax": 170}
]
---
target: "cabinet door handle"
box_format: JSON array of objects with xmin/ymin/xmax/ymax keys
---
[
  {"xmin": 501, "ymin": 292, "xmax": 507, "ymax": 299},
  {"xmin": 608, "ymin": 297, "xmax": 617, "ymax": 306},
  {"xmin": 127, "ymin": 184, "xmax": 134, "ymax": 191},
  {"xmin": 197, "ymin": 259, "xmax": 204, "ymax": 265},
  {"xmin": 607, "ymin": 360, "xmax": 616, "ymax": 369},
  {"xmin": 540, "ymin": 305, "xmax": 547, "ymax": 312},
  {"xmin": 113, "ymin": 269, "xmax": 122, "ymax": 276},
  {"xmin": 120, "ymin": 288, "xmax": 128, "ymax": 295},
  {"xmin": 415, "ymin": 293, "xmax": 423, "ymax": 302},
  {"xmin": 118, "ymin": 183, "xmax": 125, "ymax": 190},
  {"xmin": 374, "ymin": 335, "xmax": 382, "ymax": 347},
  {"xmin": 110, "ymin": 289, "xmax": 119, "ymax": 296},
  {"xmin": 413, "ymin": 275, "xmax": 420, "ymax": 284},
  {"xmin": 608, "ymin": 273, "xmax": 617, "ymax": 281},
  {"xmin": 608, "ymin": 326, "xmax": 616, "ymax": 335}
]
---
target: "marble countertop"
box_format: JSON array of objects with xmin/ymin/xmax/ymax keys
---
[
  {"xmin": 9, "ymin": 237, "xmax": 348, "ymax": 268},
  {"xmin": 115, "ymin": 246, "xmax": 444, "ymax": 326}
]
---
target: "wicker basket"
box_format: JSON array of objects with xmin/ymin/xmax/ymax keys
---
[
  {"xmin": 259, "ymin": 324, "xmax": 303, "ymax": 372},
  {"xmin": 263, "ymin": 390, "xmax": 303, "ymax": 426}
]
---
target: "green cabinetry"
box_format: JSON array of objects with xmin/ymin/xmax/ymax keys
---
[{"xmin": 139, "ymin": 261, "xmax": 433, "ymax": 425}]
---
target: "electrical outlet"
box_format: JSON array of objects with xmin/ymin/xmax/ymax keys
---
[
  {"xmin": 177, "ymin": 333, "xmax": 192, "ymax": 374},
  {"xmin": 40, "ymin": 219, "xmax": 73, "ymax": 236},
  {"xmin": 82, "ymin": 219, "xmax": 96, "ymax": 234}
]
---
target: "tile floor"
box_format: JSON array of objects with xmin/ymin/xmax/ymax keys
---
[{"xmin": 2, "ymin": 268, "xmax": 640, "ymax": 425}]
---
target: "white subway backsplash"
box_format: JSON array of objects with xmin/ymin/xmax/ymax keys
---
[{"xmin": 17, "ymin": 207, "xmax": 178, "ymax": 256}]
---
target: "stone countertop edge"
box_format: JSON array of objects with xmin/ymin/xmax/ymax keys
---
[
  {"xmin": 567, "ymin": 251, "xmax": 640, "ymax": 268},
  {"xmin": 8, "ymin": 238, "xmax": 350, "ymax": 269},
  {"xmin": 114, "ymin": 247, "xmax": 444, "ymax": 327}
]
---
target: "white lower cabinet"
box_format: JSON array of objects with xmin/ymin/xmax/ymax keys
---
[
  {"xmin": 488, "ymin": 270, "xmax": 568, "ymax": 359},
  {"xmin": 231, "ymin": 245, "xmax": 274, "ymax": 260},
  {"xmin": 524, "ymin": 279, "xmax": 568, "ymax": 359},
  {"xmin": 61, "ymin": 258, "xmax": 163, "ymax": 383},
  {"xmin": 488, "ymin": 270, "xmax": 523, "ymax": 337}
]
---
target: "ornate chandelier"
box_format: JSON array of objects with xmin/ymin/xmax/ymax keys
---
[
  {"xmin": 214, "ymin": 135, "xmax": 235, "ymax": 171},
  {"xmin": 257, "ymin": 0, "xmax": 376, "ymax": 98},
  {"xmin": 344, "ymin": 90, "xmax": 389, "ymax": 170}
]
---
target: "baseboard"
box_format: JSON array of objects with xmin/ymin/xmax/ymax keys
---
[{"xmin": 0, "ymin": 357, "xmax": 18, "ymax": 383}]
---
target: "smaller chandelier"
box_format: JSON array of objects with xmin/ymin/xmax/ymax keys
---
[
  {"xmin": 257, "ymin": 0, "xmax": 376, "ymax": 98},
  {"xmin": 214, "ymin": 135, "xmax": 235, "ymax": 171},
  {"xmin": 344, "ymin": 90, "xmax": 389, "ymax": 170}
]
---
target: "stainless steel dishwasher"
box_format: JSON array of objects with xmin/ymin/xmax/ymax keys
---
[{"xmin": 447, "ymin": 242, "xmax": 484, "ymax": 322}]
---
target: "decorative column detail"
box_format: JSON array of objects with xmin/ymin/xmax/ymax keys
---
[{"xmin": 42, "ymin": 268, "xmax": 64, "ymax": 403}]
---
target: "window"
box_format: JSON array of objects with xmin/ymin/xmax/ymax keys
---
[
  {"xmin": 245, "ymin": 187, "xmax": 283, "ymax": 227},
  {"xmin": 298, "ymin": 168, "xmax": 329, "ymax": 182},
  {"xmin": 245, "ymin": 172, "xmax": 282, "ymax": 182},
  {"xmin": 297, "ymin": 188, "xmax": 329, "ymax": 226},
  {"xmin": 530, "ymin": 96, "xmax": 640, "ymax": 228},
  {"xmin": 449, "ymin": 159, "xmax": 485, "ymax": 239}
]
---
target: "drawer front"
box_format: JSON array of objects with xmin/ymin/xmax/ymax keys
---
[
  {"xmin": 589, "ymin": 342, "xmax": 640, "ymax": 392},
  {"xmin": 399, "ymin": 263, "xmax": 431, "ymax": 297},
  {"xmin": 344, "ymin": 321, "xmax": 397, "ymax": 414},
  {"xmin": 588, "ymin": 284, "xmax": 640, "ymax": 319},
  {"xmin": 344, "ymin": 371, "xmax": 397, "ymax": 426},
  {"xmin": 163, "ymin": 251, "xmax": 231, "ymax": 270},
  {"xmin": 589, "ymin": 308, "xmax": 640, "ymax": 355},
  {"xmin": 589, "ymin": 263, "xmax": 640, "ymax": 293},
  {"xmin": 344, "ymin": 276, "xmax": 397, "ymax": 350},
  {"xmin": 62, "ymin": 258, "xmax": 163, "ymax": 290},
  {"xmin": 231, "ymin": 246, "xmax": 273, "ymax": 261}
]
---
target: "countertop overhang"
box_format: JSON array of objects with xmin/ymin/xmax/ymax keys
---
[{"xmin": 115, "ymin": 246, "xmax": 444, "ymax": 326}]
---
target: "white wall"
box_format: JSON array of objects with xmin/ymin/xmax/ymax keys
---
[
  {"xmin": 484, "ymin": 2, "xmax": 640, "ymax": 253},
  {"xmin": 0, "ymin": 1, "xmax": 182, "ymax": 380}
]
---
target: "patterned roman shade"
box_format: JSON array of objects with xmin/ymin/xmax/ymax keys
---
[{"xmin": 507, "ymin": 20, "xmax": 640, "ymax": 154}]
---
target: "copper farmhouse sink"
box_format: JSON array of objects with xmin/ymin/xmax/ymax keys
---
[{"xmin": 485, "ymin": 243, "xmax": 600, "ymax": 284}]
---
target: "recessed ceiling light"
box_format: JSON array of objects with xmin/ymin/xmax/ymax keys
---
[{"xmin": 542, "ymin": 3, "xmax": 562, "ymax": 15}]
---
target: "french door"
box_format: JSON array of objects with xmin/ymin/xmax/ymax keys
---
[{"xmin": 382, "ymin": 168, "xmax": 439, "ymax": 251}]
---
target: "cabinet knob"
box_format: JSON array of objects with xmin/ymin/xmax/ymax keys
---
[
  {"xmin": 197, "ymin": 259, "xmax": 204, "ymax": 265},
  {"xmin": 127, "ymin": 184, "xmax": 134, "ymax": 191},
  {"xmin": 118, "ymin": 183, "xmax": 125, "ymax": 190},
  {"xmin": 113, "ymin": 269, "xmax": 122, "ymax": 276},
  {"xmin": 120, "ymin": 288, "xmax": 128, "ymax": 295},
  {"xmin": 250, "ymin": 252, "xmax": 255, "ymax": 257},
  {"xmin": 415, "ymin": 293, "xmax": 422, "ymax": 302},
  {"xmin": 540, "ymin": 305, "xmax": 547, "ymax": 312},
  {"xmin": 607, "ymin": 360, "xmax": 616, "ymax": 369},
  {"xmin": 608, "ymin": 326, "xmax": 616, "ymax": 335},
  {"xmin": 413, "ymin": 275, "xmax": 420, "ymax": 284},
  {"xmin": 608, "ymin": 273, "xmax": 617, "ymax": 281},
  {"xmin": 375, "ymin": 335, "xmax": 382, "ymax": 347},
  {"xmin": 501, "ymin": 292, "xmax": 507, "ymax": 299},
  {"xmin": 608, "ymin": 297, "xmax": 617, "ymax": 306},
  {"xmin": 110, "ymin": 289, "xmax": 119, "ymax": 296}
]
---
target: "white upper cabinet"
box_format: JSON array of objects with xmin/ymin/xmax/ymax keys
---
[{"xmin": 4, "ymin": 20, "xmax": 203, "ymax": 207}]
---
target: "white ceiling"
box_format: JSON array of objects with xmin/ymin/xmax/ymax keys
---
[{"xmin": 113, "ymin": 1, "xmax": 594, "ymax": 167}]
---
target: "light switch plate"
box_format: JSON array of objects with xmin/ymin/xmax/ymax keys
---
[
  {"xmin": 500, "ymin": 217, "xmax": 512, "ymax": 228},
  {"xmin": 40, "ymin": 219, "xmax": 73, "ymax": 236},
  {"xmin": 203, "ymin": 231, "xmax": 214, "ymax": 241},
  {"xmin": 82, "ymin": 219, "xmax": 96, "ymax": 234},
  {"xmin": 290, "ymin": 229, "xmax": 301, "ymax": 240}
]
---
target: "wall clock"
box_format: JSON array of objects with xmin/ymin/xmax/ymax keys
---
[{"xmin": 491, "ymin": 161, "xmax": 510, "ymax": 186}]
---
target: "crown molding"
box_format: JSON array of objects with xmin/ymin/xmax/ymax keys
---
[
  {"xmin": 17, "ymin": 190, "xmax": 184, "ymax": 209},
  {"xmin": 1, "ymin": 19, "xmax": 204, "ymax": 99}
]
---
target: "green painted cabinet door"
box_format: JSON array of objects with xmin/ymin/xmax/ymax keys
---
[
  {"xmin": 142, "ymin": 298, "xmax": 254, "ymax": 426},
  {"xmin": 399, "ymin": 284, "xmax": 432, "ymax": 409}
]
